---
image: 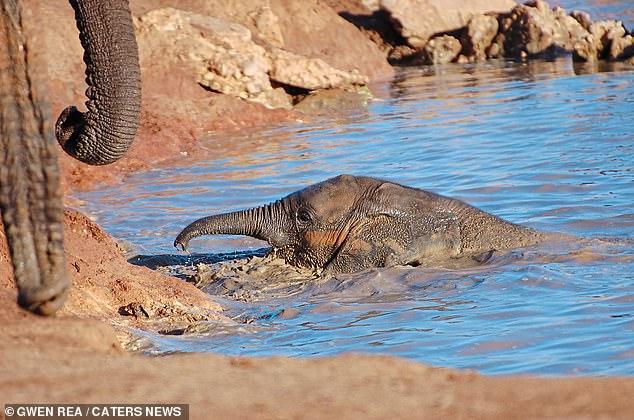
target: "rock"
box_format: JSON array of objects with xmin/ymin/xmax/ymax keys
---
[
  {"xmin": 593, "ymin": 20, "xmax": 627, "ymax": 43},
  {"xmin": 609, "ymin": 35, "xmax": 634, "ymax": 61},
  {"xmin": 591, "ymin": 20, "xmax": 627, "ymax": 57},
  {"xmin": 558, "ymin": 12, "xmax": 591, "ymax": 45},
  {"xmin": 330, "ymin": 2, "xmax": 406, "ymax": 57},
  {"xmin": 486, "ymin": 38, "xmax": 503, "ymax": 58},
  {"xmin": 388, "ymin": 45, "xmax": 418, "ymax": 64},
  {"xmin": 191, "ymin": 263, "xmax": 214, "ymax": 286},
  {"xmin": 136, "ymin": 8, "xmax": 290, "ymax": 109},
  {"xmin": 559, "ymin": 12, "xmax": 595, "ymax": 61},
  {"xmin": 119, "ymin": 303, "xmax": 150, "ymax": 319},
  {"xmin": 461, "ymin": 14, "xmax": 499, "ymax": 62},
  {"xmin": 270, "ymin": 0, "xmax": 393, "ymax": 81},
  {"xmin": 570, "ymin": 10, "xmax": 592, "ymax": 31},
  {"xmin": 423, "ymin": 35, "xmax": 462, "ymax": 64},
  {"xmin": 294, "ymin": 88, "xmax": 372, "ymax": 115},
  {"xmin": 362, "ymin": 0, "xmax": 381, "ymax": 11},
  {"xmin": 572, "ymin": 35, "xmax": 600, "ymax": 62},
  {"xmin": 136, "ymin": 8, "xmax": 369, "ymax": 110},
  {"xmin": 247, "ymin": 6, "xmax": 285, "ymax": 48},
  {"xmin": 573, "ymin": 19, "xmax": 631, "ymax": 62},
  {"xmin": 492, "ymin": 0, "xmax": 634, "ymax": 63},
  {"xmin": 380, "ymin": 0, "xmax": 516, "ymax": 48},
  {"xmin": 268, "ymin": 48, "xmax": 369, "ymax": 90},
  {"xmin": 381, "ymin": 0, "xmax": 632, "ymax": 65},
  {"xmin": 131, "ymin": 0, "xmax": 393, "ymax": 82},
  {"xmin": 496, "ymin": 0, "xmax": 572, "ymax": 58}
]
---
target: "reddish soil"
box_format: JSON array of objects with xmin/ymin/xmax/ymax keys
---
[{"xmin": 0, "ymin": 210, "xmax": 225, "ymax": 336}]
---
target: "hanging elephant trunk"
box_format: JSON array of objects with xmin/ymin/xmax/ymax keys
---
[
  {"xmin": 175, "ymin": 201, "xmax": 289, "ymax": 251},
  {"xmin": 55, "ymin": 0, "xmax": 141, "ymax": 166},
  {"xmin": 0, "ymin": 0, "xmax": 142, "ymax": 315}
]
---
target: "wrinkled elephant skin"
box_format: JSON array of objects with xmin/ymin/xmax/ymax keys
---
[
  {"xmin": 0, "ymin": 0, "xmax": 141, "ymax": 315},
  {"xmin": 176, "ymin": 175, "xmax": 547, "ymax": 274}
]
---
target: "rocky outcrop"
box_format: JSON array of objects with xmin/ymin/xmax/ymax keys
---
[
  {"xmin": 130, "ymin": 0, "xmax": 394, "ymax": 82},
  {"xmin": 459, "ymin": 14, "xmax": 500, "ymax": 62},
  {"xmin": 380, "ymin": 0, "xmax": 516, "ymax": 48},
  {"xmin": 136, "ymin": 8, "xmax": 368, "ymax": 110},
  {"xmin": 247, "ymin": 6, "xmax": 285, "ymax": 48},
  {"xmin": 610, "ymin": 34, "xmax": 634, "ymax": 61},
  {"xmin": 573, "ymin": 19, "xmax": 634, "ymax": 62},
  {"xmin": 268, "ymin": 0, "xmax": 393, "ymax": 81},
  {"xmin": 491, "ymin": 1, "xmax": 633, "ymax": 62},
  {"xmin": 136, "ymin": 9, "xmax": 287, "ymax": 109},
  {"xmin": 493, "ymin": 1, "xmax": 573, "ymax": 58},
  {"xmin": 268, "ymin": 48, "xmax": 368, "ymax": 91},
  {"xmin": 374, "ymin": 0, "xmax": 633, "ymax": 66}
]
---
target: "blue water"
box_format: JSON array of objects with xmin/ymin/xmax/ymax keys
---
[
  {"xmin": 554, "ymin": 0, "xmax": 633, "ymax": 27},
  {"xmin": 77, "ymin": 2, "xmax": 634, "ymax": 376}
]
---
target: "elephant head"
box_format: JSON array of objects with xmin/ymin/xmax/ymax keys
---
[
  {"xmin": 0, "ymin": 0, "xmax": 141, "ymax": 314},
  {"xmin": 175, "ymin": 175, "xmax": 385, "ymax": 273},
  {"xmin": 175, "ymin": 175, "xmax": 545, "ymax": 274}
]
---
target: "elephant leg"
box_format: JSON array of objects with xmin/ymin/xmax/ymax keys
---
[{"xmin": 0, "ymin": 0, "xmax": 69, "ymax": 315}]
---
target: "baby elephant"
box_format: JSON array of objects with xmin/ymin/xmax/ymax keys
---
[{"xmin": 175, "ymin": 175, "xmax": 546, "ymax": 274}]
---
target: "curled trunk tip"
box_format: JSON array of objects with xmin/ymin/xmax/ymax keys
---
[
  {"xmin": 174, "ymin": 235, "xmax": 189, "ymax": 251},
  {"xmin": 57, "ymin": 0, "xmax": 141, "ymax": 166}
]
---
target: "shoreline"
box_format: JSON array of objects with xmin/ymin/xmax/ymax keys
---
[{"xmin": 3, "ymin": 210, "xmax": 634, "ymax": 417}]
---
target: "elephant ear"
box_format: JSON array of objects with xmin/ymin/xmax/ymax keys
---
[
  {"xmin": 366, "ymin": 181, "xmax": 442, "ymax": 219},
  {"xmin": 365, "ymin": 181, "xmax": 462, "ymax": 261}
]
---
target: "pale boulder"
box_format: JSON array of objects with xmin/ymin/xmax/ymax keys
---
[{"xmin": 380, "ymin": 0, "xmax": 516, "ymax": 47}]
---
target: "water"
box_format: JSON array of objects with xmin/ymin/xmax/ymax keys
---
[
  {"xmin": 77, "ymin": 3, "xmax": 634, "ymax": 376},
  {"xmin": 553, "ymin": 0, "xmax": 633, "ymax": 27}
]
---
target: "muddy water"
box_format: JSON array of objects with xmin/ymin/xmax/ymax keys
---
[{"xmin": 78, "ymin": 5, "xmax": 634, "ymax": 377}]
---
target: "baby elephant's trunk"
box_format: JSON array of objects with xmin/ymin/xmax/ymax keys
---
[{"xmin": 174, "ymin": 202, "xmax": 284, "ymax": 251}]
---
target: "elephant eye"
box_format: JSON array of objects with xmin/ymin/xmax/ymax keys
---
[{"xmin": 296, "ymin": 209, "xmax": 312, "ymax": 224}]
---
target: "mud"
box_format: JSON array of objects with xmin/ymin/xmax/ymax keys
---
[
  {"xmin": 138, "ymin": 234, "xmax": 581, "ymax": 309},
  {"xmin": 137, "ymin": 252, "xmax": 321, "ymax": 303},
  {"xmin": 0, "ymin": 210, "xmax": 228, "ymax": 342}
]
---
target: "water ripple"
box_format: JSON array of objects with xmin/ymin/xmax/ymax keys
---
[{"xmin": 78, "ymin": 56, "xmax": 634, "ymax": 375}]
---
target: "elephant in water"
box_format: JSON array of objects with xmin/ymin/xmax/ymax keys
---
[
  {"xmin": 175, "ymin": 175, "xmax": 548, "ymax": 274},
  {"xmin": 0, "ymin": 0, "xmax": 141, "ymax": 314}
]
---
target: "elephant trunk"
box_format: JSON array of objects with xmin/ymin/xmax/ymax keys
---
[
  {"xmin": 1, "ymin": 0, "xmax": 70, "ymax": 315},
  {"xmin": 174, "ymin": 201, "xmax": 287, "ymax": 251},
  {"xmin": 55, "ymin": 0, "xmax": 141, "ymax": 166}
]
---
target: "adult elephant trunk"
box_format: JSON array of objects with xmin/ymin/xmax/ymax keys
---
[
  {"xmin": 1, "ymin": 0, "xmax": 141, "ymax": 316},
  {"xmin": 55, "ymin": 0, "xmax": 141, "ymax": 165},
  {"xmin": 1, "ymin": 0, "xmax": 69, "ymax": 315},
  {"xmin": 174, "ymin": 202, "xmax": 289, "ymax": 251}
]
